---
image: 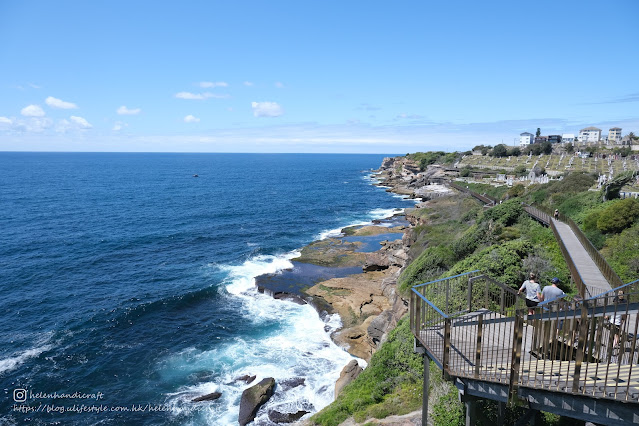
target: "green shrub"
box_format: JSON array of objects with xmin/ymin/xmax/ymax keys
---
[
  {"xmin": 431, "ymin": 385, "xmax": 464, "ymax": 426},
  {"xmin": 451, "ymin": 224, "xmax": 486, "ymax": 260},
  {"xmin": 603, "ymin": 223, "xmax": 639, "ymax": 282},
  {"xmin": 311, "ymin": 318, "xmax": 423, "ymax": 426},
  {"xmin": 506, "ymin": 184, "xmax": 525, "ymax": 199},
  {"xmin": 399, "ymin": 245, "xmax": 454, "ymax": 294},
  {"xmin": 480, "ymin": 199, "xmax": 523, "ymax": 227},
  {"xmin": 596, "ymin": 198, "xmax": 639, "ymax": 234},
  {"xmin": 448, "ymin": 240, "xmax": 533, "ymax": 288}
]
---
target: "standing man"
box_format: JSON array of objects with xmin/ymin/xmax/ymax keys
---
[
  {"xmin": 540, "ymin": 277, "xmax": 565, "ymax": 303},
  {"xmin": 519, "ymin": 273, "xmax": 542, "ymax": 315}
]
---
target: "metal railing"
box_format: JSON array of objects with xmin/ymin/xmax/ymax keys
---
[
  {"xmin": 523, "ymin": 204, "xmax": 587, "ymax": 298},
  {"xmin": 518, "ymin": 290, "xmax": 639, "ymax": 402},
  {"xmin": 411, "ymin": 272, "xmax": 526, "ymax": 382},
  {"xmin": 411, "ymin": 272, "xmax": 639, "ymax": 404},
  {"xmin": 532, "ymin": 204, "xmax": 624, "ymax": 292},
  {"xmin": 448, "ymin": 182, "xmax": 498, "ymax": 206}
]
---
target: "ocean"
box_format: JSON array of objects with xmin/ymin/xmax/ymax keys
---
[{"xmin": 0, "ymin": 152, "xmax": 415, "ymax": 425}]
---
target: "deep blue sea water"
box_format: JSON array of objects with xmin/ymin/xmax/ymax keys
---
[{"xmin": 0, "ymin": 153, "xmax": 414, "ymax": 425}]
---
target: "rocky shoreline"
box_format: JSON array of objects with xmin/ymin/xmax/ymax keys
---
[{"xmin": 251, "ymin": 156, "xmax": 459, "ymax": 412}]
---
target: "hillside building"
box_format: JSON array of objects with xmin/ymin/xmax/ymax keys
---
[
  {"xmin": 609, "ymin": 127, "xmax": 623, "ymax": 144},
  {"xmin": 519, "ymin": 132, "xmax": 534, "ymax": 146},
  {"xmin": 562, "ymin": 134, "xmax": 575, "ymax": 144},
  {"xmin": 578, "ymin": 127, "xmax": 601, "ymax": 143}
]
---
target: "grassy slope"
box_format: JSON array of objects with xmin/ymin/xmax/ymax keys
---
[{"xmin": 311, "ymin": 166, "xmax": 637, "ymax": 426}]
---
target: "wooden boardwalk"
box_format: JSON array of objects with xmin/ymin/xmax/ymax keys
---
[
  {"xmin": 551, "ymin": 218, "xmax": 612, "ymax": 298},
  {"xmin": 417, "ymin": 310, "xmax": 639, "ymax": 403}
]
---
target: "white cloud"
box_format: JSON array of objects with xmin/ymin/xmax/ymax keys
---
[
  {"xmin": 184, "ymin": 115, "xmax": 200, "ymax": 123},
  {"xmin": 244, "ymin": 81, "xmax": 254, "ymax": 87},
  {"xmin": 21, "ymin": 104, "xmax": 46, "ymax": 117},
  {"xmin": 175, "ymin": 91, "xmax": 229, "ymax": 100},
  {"xmin": 274, "ymin": 82, "xmax": 284, "ymax": 89},
  {"xmin": 45, "ymin": 96, "xmax": 78, "ymax": 109},
  {"xmin": 198, "ymin": 81, "xmax": 228, "ymax": 88},
  {"xmin": 70, "ymin": 116, "xmax": 92, "ymax": 129},
  {"xmin": 112, "ymin": 121, "xmax": 128, "ymax": 131},
  {"xmin": 0, "ymin": 116, "xmax": 12, "ymax": 125},
  {"xmin": 17, "ymin": 117, "xmax": 53, "ymax": 132},
  {"xmin": 117, "ymin": 106, "xmax": 141, "ymax": 115},
  {"xmin": 251, "ymin": 101, "xmax": 283, "ymax": 117}
]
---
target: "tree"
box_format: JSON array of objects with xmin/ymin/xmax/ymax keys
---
[
  {"xmin": 536, "ymin": 128, "xmax": 541, "ymax": 137},
  {"xmin": 596, "ymin": 198, "xmax": 639, "ymax": 233},
  {"xmin": 565, "ymin": 143, "xmax": 574, "ymax": 153},
  {"xmin": 509, "ymin": 147, "xmax": 521, "ymax": 156},
  {"xmin": 492, "ymin": 144, "xmax": 508, "ymax": 157}
]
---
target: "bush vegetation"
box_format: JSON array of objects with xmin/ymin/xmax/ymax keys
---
[{"xmin": 313, "ymin": 157, "xmax": 632, "ymax": 425}]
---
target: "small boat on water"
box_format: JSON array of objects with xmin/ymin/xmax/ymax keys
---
[{"xmin": 193, "ymin": 174, "xmax": 199, "ymax": 177}]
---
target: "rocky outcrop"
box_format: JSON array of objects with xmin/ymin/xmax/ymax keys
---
[
  {"xmin": 335, "ymin": 360, "xmax": 363, "ymax": 397},
  {"xmin": 238, "ymin": 378, "xmax": 276, "ymax": 426},
  {"xmin": 268, "ymin": 409, "xmax": 310, "ymax": 423},
  {"xmin": 234, "ymin": 374, "xmax": 256, "ymax": 384},
  {"xmin": 306, "ymin": 268, "xmax": 396, "ymax": 360},
  {"xmin": 191, "ymin": 392, "xmax": 222, "ymax": 403},
  {"xmin": 280, "ymin": 377, "xmax": 305, "ymax": 390}
]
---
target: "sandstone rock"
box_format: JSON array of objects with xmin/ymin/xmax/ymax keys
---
[
  {"xmin": 268, "ymin": 409, "xmax": 310, "ymax": 423},
  {"xmin": 335, "ymin": 360, "xmax": 363, "ymax": 397},
  {"xmin": 363, "ymin": 252, "xmax": 391, "ymax": 271},
  {"xmin": 191, "ymin": 392, "xmax": 222, "ymax": 402},
  {"xmin": 367, "ymin": 310, "xmax": 394, "ymax": 346},
  {"xmin": 238, "ymin": 377, "xmax": 276, "ymax": 426}
]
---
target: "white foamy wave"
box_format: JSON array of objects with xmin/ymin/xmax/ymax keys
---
[
  {"xmin": 0, "ymin": 344, "xmax": 53, "ymax": 374},
  {"xmin": 369, "ymin": 207, "xmax": 403, "ymax": 219},
  {"xmin": 315, "ymin": 208, "xmax": 404, "ymax": 240},
  {"xmin": 160, "ymin": 304, "xmax": 362, "ymax": 425},
  {"xmin": 219, "ymin": 251, "xmax": 300, "ymax": 295},
  {"xmin": 316, "ymin": 226, "xmax": 345, "ymax": 240}
]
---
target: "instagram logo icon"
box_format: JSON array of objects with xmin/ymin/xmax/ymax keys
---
[{"xmin": 13, "ymin": 389, "xmax": 27, "ymax": 402}]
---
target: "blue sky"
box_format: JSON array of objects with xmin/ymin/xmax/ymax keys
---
[{"xmin": 0, "ymin": 0, "xmax": 637, "ymax": 153}]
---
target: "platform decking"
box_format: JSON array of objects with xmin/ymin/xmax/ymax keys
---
[
  {"xmin": 411, "ymin": 272, "xmax": 639, "ymax": 425},
  {"xmin": 417, "ymin": 308, "xmax": 639, "ymax": 404}
]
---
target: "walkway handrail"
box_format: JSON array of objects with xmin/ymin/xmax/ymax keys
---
[
  {"xmin": 523, "ymin": 204, "xmax": 587, "ymax": 298},
  {"xmin": 448, "ymin": 182, "xmax": 498, "ymax": 206},
  {"xmin": 519, "ymin": 290, "xmax": 639, "ymax": 402},
  {"xmin": 411, "ymin": 272, "xmax": 525, "ymax": 378},
  {"xmin": 411, "ymin": 270, "xmax": 639, "ymax": 405},
  {"xmin": 534, "ymin": 204, "xmax": 624, "ymax": 292},
  {"xmin": 588, "ymin": 278, "xmax": 639, "ymax": 304}
]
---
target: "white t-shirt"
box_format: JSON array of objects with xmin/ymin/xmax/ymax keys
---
[{"xmin": 521, "ymin": 280, "xmax": 541, "ymax": 302}]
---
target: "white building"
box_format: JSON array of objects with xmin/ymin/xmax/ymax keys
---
[
  {"xmin": 562, "ymin": 133, "xmax": 575, "ymax": 144},
  {"xmin": 578, "ymin": 127, "xmax": 601, "ymax": 143},
  {"xmin": 609, "ymin": 127, "xmax": 623, "ymax": 144},
  {"xmin": 519, "ymin": 132, "xmax": 534, "ymax": 146}
]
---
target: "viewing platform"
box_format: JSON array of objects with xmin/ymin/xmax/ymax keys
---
[{"xmin": 411, "ymin": 271, "xmax": 639, "ymax": 425}]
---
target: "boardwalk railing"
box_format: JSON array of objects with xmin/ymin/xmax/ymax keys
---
[
  {"xmin": 523, "ymin": 204, "xmax": 587, "ymax": 298},
  {"xmin": 412, "ymin": 273, "xmax": 639, "ymax": 405},
  {"xmin": 537, "ymin": 204, "xmax": 623, "ymax": 292},
  {"xmin": 411, "ymin": 272, "xmax": 526, "ymax": 381},
  {"xmin": 523, "ymin": 203, "xmax": 624, "ymax": 298},
  {"xmin": 448, "ymin": 182, "xmax": 498, "ymax": 206},
  {"xmin": 521, "ymin": 288, "xmax": 639, "ymax": 402}
]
